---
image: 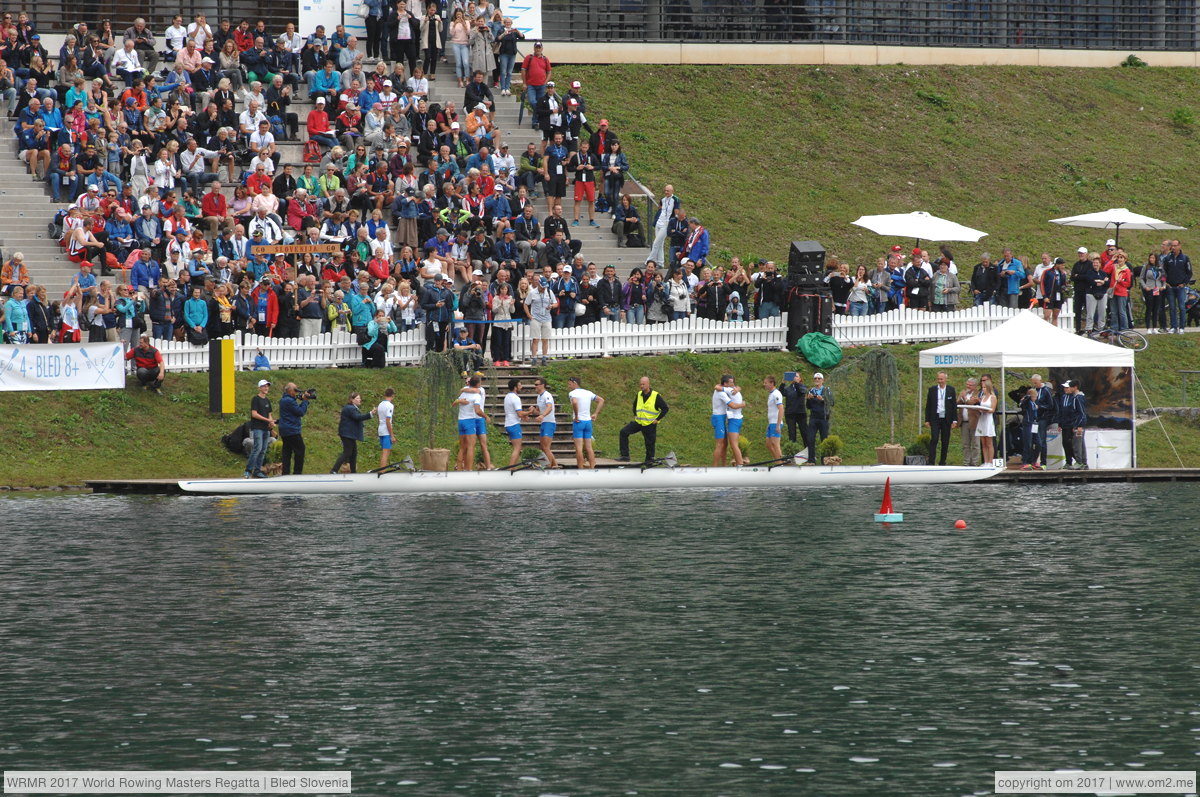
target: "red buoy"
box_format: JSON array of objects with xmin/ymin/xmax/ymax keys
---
[{"xmin": 874, "ymin": 477, "xmax": 904, "ymax": 523}]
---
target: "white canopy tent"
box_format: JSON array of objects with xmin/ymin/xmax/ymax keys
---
[{"xmin": 919, "ymin": 312, "xmax": 1136, "ymax": 467}]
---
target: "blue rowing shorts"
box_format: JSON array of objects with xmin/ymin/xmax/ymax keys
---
[
  {"xmin": 457, "ymin": 419, "xmax": 477, "ymax": 436},
  {"xmin": 572, "ymin": 420, "xmax": 593, "ymax": 440},
  {"xmin": 766, "ymin": 423, "xmax": 780, "ymax": 439},
  {"xmin": 379, "ymin": 434, "xmax": 393, "ymax": 450},
  {"xmin": 540, "ymin": 421, "xmax": 556, "ymax": 438},
  {"xmin": 711, "ymin": 414, "xmax": 727, "ymax": 439},
  {"xmin": 505, "ymin": 423, "xmax": 523, "ymax": 441}
]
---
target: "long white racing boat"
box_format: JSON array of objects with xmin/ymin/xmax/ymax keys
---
[{"xmin": 178, "ymin": 462, "xmax": 1000, "ymax": 496}]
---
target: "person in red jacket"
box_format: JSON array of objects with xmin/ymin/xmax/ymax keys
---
[
  {"xmin": 201, "ymin": 180, "xmax": 231, "ymax": 236},
  {"xmin": 521, "ymin": 41, "xmax": 551, "ymax": 130},
  {"xmin": 287, "ymin": 188, "xmax": 320, "ymax": 233},
  {"xmin": 1110, "ymin": 250, "xmax": 1134, "ymax": 332},
  {"xmin": 306, "ymin": 97, "xmax": 337, "ymax": 149},
  {"xmin": 367, "ymin": 254, "xmax": 391, "ymax": 283},
  {"xmin": 249, "ymin": 275, "xmax": 279, "ymax": 336},
  {"xmin": 233, "ymin": 20, "xmax": 255, "ymax": 52}
]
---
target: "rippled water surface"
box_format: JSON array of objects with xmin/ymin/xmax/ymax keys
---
[{"xmin": 2, "ymin": 484, "xmax": 1198, "ymax": 796}]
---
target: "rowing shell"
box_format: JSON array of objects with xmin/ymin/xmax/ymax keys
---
[{"xmin": 177, "ymin": 464, "xmax": 1000, "ymax": 496}]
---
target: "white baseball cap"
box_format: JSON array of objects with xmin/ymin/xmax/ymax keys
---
[
  {"xmin": 1076, "ymin": 246, "xmax": 1088, "ymax": 254},
  {"xmin": 1105, "ymin": 238, "xmax": 1116, "ymax": 246},
  {"xmin": 257, "ymin": 379, "xmax": 271, "ymax": 387},
  {"xmin": 383, "ymin": 79, "xmax": 392, "ymax": 86},
  {"xmin": 813, "ymin": 372, "xmax": 825, "ymax": 379}
]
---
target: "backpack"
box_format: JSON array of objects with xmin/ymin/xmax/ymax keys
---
[
  {"xmin": 303, "ymin": 140, "xmax": 322, "ymax": 163},
  {"xmin": 594, "ymin": 194, "xmax": 610, "ymax": 215},
  {"xmin": 221, "ymin": 422, "xmax": 251, "ymax": 455},
  {"xmin": 269, "ymin": 115, "xmax": 285, "ymax": 140}
]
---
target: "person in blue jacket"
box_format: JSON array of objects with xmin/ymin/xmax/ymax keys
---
[
  {"xmin": 1057, "ymin": 379, "xmax": 1088, "ymax": 470},
  {"xmin": 278, "ymin": 382, "xmax": 311, "ymax": 475},
  {"xmin": 996, "ymin": 248, "xmax": 1024, "ymax": 308},
  {"xmin": 183, "ymin": 285, "xmax": 208, "ymax": 345},
  {"xmin": 363, "ymin": 308, "xmax": 398, "ymax": 368},
  {"xmin": 330, "ymin": 391, "xmax": 376, "ymax": 474}
]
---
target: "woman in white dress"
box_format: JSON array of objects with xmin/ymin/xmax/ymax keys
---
[{"xmin": 974, "ymin": 374, "xmax": 997, "ymax": 465}]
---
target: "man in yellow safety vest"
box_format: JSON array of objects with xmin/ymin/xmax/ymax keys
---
[{"xmin": 616, "ymin": 376, "xmax": 670, "ymax": 464}]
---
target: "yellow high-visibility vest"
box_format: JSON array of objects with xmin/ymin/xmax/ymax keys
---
[{"xmin": 635, "ymin": 390, "xmax": 661, "ymax": 426}]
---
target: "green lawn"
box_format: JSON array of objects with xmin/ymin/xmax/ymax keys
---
[
  {"xmin": 569, "ymin": 64, "xmax": 1200, "ymax": 269},
  {"xmin": 2, "ymin": 337, "xmax": 1196, "ymax": 488}
]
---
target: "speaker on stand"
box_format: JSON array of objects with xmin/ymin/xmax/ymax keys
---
[{"xmin": 785, "ymin": 240, "xmax": 833, "ymax": 349}]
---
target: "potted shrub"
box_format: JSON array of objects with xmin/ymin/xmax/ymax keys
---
[
  {"xmin": 416, "ymin": 351, "xmax": 458, "ymax": 471},
  {"xmin": 905, "ymin": 433, "xmax": 930, "ymax": 466},
  {"xmin": 818, "ymin": 434, "xmax": 844, "ymax": 466},
  {"xmin": 829, "ymin": 349, "xmax": 905, "ymax": 464}
]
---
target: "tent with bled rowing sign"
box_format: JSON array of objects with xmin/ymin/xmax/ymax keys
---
[{"xmin": 918, "ymin": 311, "xmax": 1136, "ymax": 468}]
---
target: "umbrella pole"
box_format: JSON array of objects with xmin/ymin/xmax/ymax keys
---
[{"xmin": 1114, "ymin": 223, "xmax": 1121, "ymax": 248}]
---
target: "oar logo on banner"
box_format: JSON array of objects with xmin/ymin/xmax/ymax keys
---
[
  {"xmin": 0, "ymin": 346, "xmax": 21, "ymax": 386},
  {"xmin": 79, "ymin": 344, "xmax": 122, "ymax": 386}
]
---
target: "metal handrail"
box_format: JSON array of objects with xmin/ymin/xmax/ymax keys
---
[{"xmin": 540, "ymin": 0, "xmax": 1199, "ymax": 51}]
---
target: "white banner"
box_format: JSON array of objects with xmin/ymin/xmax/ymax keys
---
[
  {"xmin": 0, "ymin": 343, "xmax": 126, "ymax": 391},
  {"xmin": 1043, "ymin": 427, "xmax": 1133, "ymax": 469},
  {"xmin": 506, "ymin": 0, "xmax": 543, "ymax": 40},
  {"xmin": 300, "ymin": 0, "xmax": 355, "ymax": 39}
]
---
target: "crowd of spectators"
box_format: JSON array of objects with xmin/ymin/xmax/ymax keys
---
[
  {"xmin": 825, "ymin": 239, "xmax": 1198, "ymax": 335},
  {"xmin": 2, "ymin": 8, "xmax": 1197, "ymax": 361}
]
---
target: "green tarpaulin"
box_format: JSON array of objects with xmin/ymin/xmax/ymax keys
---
[{"xmin": 797, "ymin": 332, "xmax": 843, "ymax": 370}]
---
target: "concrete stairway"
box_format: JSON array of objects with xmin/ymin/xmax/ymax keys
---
[
  {"xmin": 479, "ymin": 363, "xmax": 623, "ymax": 468},
  {"xmin": 0, "ymin": 57, "xmax": 650, "ymax": 300},
  {"xmin": 0, "ymin": 139, "xmax": 80, "ymax": 298}
]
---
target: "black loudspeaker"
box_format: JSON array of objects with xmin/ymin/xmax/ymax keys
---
[
  {"xmin": 786, "ymin": 288, "xmax": 834, "ymax": 349},
  {"xmin": 789, "ymin": 240, "xmax": 826, "ymax": 282}
]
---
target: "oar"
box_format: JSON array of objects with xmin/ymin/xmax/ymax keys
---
[
  {"xmin": 504, "ymin": 451, "xmax": 551, "ymax": 474},
  {"xmin": 640, "ymin": 451, "xmax": 678, "ymax": 471},
  {"xmin": 371, "ymin": 455, "xmax": 416, "ymax": 477}
]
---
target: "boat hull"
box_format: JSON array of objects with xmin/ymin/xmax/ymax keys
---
[{"xmin": 178, "ymin": 465, "xmax": 1000, "ymax": 496}]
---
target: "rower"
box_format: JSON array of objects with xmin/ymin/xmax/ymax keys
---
[
  {"xmin": 711, "ymin": 374, "xmax": 734, "ymax": 467},
  {"xmin": 453, "ymin": 375, "xmax": 487, "ymax": 472},
  {"xmin": 503, "ymin": 377, "xmax": 531, "ymax": 467},
  {"xmin": 617, "ymin": 376, "xmax": 669, "ymax": 465},
  {"xmin": 763, "ymin": 375, "xmax": 784, "ymax": 461},
  {"xmin": 532, "ymin": 377, "xmax": 559, "ymax": 469},
  {"xmin": 567, "ymin": 376, "xmax": 605, "ymax": 470}
]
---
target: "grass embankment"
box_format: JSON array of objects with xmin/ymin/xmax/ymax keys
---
[
  {"xmin": 2, "ymin": 338, "xmax": 1197, "ymax": 488},
  {"xmin": 569, "ymin": 64, "xmax": 1200, "ymax": 266}
]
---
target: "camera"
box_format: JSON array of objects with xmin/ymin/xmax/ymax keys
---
[{"xmin": 301, "ymin": 388, "xmax": 317, "ymax": 400}]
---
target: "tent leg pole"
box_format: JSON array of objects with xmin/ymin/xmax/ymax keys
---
[
  {"xmin": 1131, "ymin": 368, "xmax": 1137, "ymax": 468},
  {"xmin": 918, "ymin": 368, "xmax": 924, "ymax": 438},
  {"xmin": 1000, "ymin": 369, "xmax": 1007, "ymax": 465}
]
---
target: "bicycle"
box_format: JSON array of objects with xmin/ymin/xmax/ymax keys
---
[{"xmin": 1086, "ymin": 328, "xmax": 1148, "ymax": 352}]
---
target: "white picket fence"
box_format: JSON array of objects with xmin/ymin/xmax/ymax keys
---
[
  {"xmin": 833, "ymin": 303, "xmax": 1075, "ymax": 345},
  {"xmin": 151, "ymin": 306, "xmax": 1074, "ymax": 372}
]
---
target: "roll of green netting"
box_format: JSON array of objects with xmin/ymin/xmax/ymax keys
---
[{"xmin": 797, "ymin": 331, "xmax": 843, "ymax": 370}]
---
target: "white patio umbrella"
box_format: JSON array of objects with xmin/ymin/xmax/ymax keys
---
[
  {"xmin": 852, "ymin": 211, "xmax": 988, "ymax": 247},
  {"xmin": 1048, "ymin": 208, "xmax": 1185, "ymax": 246}
]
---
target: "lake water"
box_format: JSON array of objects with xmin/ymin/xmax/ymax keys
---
[{"xmin": 2, "ymin": 485, "xmax": 1198, "ymax": 796}]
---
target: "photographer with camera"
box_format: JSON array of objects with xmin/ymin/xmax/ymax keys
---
[{"xmin": 279, "ymin": 382, "xmax": 315, "ymax": 475}]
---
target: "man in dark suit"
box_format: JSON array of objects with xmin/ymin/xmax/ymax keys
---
[{"xmin": 925, "ymin": 370, "xmax": 958, "ymax": 466}]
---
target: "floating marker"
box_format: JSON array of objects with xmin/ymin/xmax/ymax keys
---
[
  {"xmin": 954, "ymin": 519, "xmax": 967, "ymax": 530},
  {"xmin": 874, "ymin": 477, "xmax": 904, "ymax": 523}
]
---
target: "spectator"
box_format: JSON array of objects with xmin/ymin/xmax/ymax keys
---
[
  {"xmin": 1, "ymin": 252, "xmax": 29, "ymax": 298},
  {"xmin": 124, "ymin": 334, "xmax": 165, "ymax": 392}
]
